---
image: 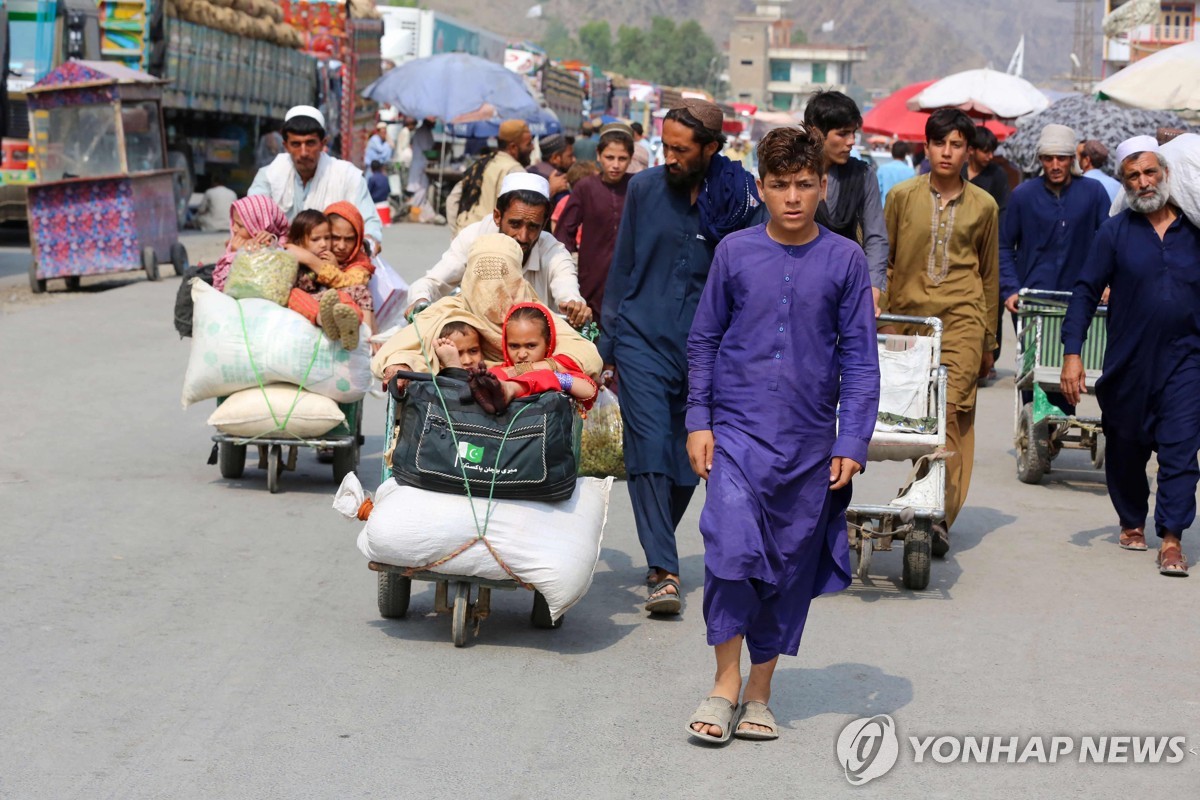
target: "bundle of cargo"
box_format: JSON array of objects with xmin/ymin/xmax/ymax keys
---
[{"xmin": 167, "ymin": 0, "xmax": 303, "ymax": 49}]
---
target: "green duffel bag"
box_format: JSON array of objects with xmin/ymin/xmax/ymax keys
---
[{"xmin": 388, "ymin": 370, "xmax": 581, "ymax": 502}]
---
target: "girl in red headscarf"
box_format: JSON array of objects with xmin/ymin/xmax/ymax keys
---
[{"xmin": 434, "ymin": 302, "xmax": 597, "ymax": 415}]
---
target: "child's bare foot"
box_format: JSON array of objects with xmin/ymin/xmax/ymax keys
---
[
  {"xmin": 467, "ymin": 365, "xmax": 508, "ymax": 414},
  {"xmin": 433, "ymin": 337, "xmax": 462, "ymax": 368}
]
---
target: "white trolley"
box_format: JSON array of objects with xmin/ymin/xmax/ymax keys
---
[{"xmin": 847, "ymin": 314, "xmax": 948, "ymax": 590}]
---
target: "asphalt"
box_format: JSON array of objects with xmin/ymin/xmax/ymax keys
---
[{"xmin": 0, "ymin": 219, "xmax": 1196, "ymax": 799}]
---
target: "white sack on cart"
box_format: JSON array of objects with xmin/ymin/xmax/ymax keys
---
[
  {"xmin": 336, "ymin": 474, "xmax": 614, "ymax": 621},
  {"xmin": 182, "ymin": 281, "xmax": 372, "ymax": 407},
  {"xmin": 875, "ymin": 335, "xmax": 934, "ymax": 432},
  {"xmin": 1109, "ymin": 133, "xmax": 1200, "ymax": 227}
]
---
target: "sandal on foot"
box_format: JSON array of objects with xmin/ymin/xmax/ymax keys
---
[
  {"xmin": 467, "ymin": 366, "xmax": 508, "ymax": 415},
  {"xmin": 332, "ymin": 304, "xmax": 360, "ymax": 351},
  {"xmin": 1156, "ymin": 545, "xmax": 1189, "ymax": 577},
  {"xmin": 1119, "ymin": 528, "xmax": 1148, "ymax": 551},
  {"xmin": 645, "ymin": 577, "xmax": 681, "ymax": 615},
  {"xmin": 686, "ymin": 696, "xmax": 737, "ymax": 744},
  {"xmin": 734, "ymin": 701, "xmax": 779, "ymax": 741},
  {"xmin": 317, "ymin": 291, "xmax": 340, "ymax": 341}
]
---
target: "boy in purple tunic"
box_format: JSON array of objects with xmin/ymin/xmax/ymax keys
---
[{"xmin": 684, "ymin": 127, "xmax": 881, "ymax": 743}]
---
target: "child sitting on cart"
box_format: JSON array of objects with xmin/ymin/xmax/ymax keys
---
[
  {"xmin": 211, "ymin": 196, "xmax": 291, "ymax": 293},
  {"xmin": 284, "ymin": 209, "xmax": 373, "ymax": 351},
  {"xmin": 434, "ymin": 303, "xmax": 597, "ymax": 414}
]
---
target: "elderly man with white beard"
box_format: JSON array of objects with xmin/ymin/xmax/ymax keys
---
[{"xmin": 1061, "ymin": 135, "xmax": 1200, "ymax": 577}]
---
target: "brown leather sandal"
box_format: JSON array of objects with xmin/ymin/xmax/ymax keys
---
[
  {"xmin": 1119, "ymin": 528, "xmax": 1148, "ymax": 551},
  {"xmin": 1156, "ymin": 543, "xmax": 1189, "ymax": 577}
]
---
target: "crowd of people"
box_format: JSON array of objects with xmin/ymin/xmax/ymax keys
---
[{"xmin": 203, "ymin": 90, "xmax": 1197, "ymax": 743}]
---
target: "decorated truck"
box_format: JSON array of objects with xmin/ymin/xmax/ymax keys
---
[{"xmin": 0, "ymin": 0, "xmax": 380, "ymax": 224}]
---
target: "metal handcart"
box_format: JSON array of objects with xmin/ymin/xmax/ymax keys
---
[
  {"xmin": 1013, "ymin": 289, "xmax": 1108, "ymax": 484},
  {"xmin": 848, "ymin": 314, "xmax": 948, "ymax": 590},
  {"xmin": 370, "ymin": 374, "xmax": 565, "ymax": 647},
  {"xmin": 211, "ymin": 398, "xmax": 363, "ymax": 494}
]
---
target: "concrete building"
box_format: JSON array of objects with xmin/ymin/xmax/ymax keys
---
[
  {"xmin": 1104, "ymin": 0, "xmax": 1196, "ymax": 74},
  {"xmin": 728, "ymin": 0, "xmax": 867, "ymax": 112}
]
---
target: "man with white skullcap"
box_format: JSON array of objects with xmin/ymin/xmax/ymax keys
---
[
  {"xmin": 404, "ymin": 171, "xmax": 590, "ymax": 328},
  {"xmin": 248, "ymin": 105, "xmax": 385, "ymax": 252},
  {"xmin": 1000, "ymin": 123, "xmax": 1111, "ymax": 415},
  {"xmin": 1061, "ymin": 134, "xmax": 1199, "ymax": 576}
]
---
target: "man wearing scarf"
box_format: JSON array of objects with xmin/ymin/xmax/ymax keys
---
[{"xmin": 602, "ymin": 98, "xmax": 766, "ymax": 616}]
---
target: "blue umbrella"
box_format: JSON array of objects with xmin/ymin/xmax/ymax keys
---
[
  {"xmin": 450, "ymin": 107, "xmax": 562, "ymax": 139},
  {"xmin": 363, "ymin": 53, "xmax": 542, "ymax": 122}
]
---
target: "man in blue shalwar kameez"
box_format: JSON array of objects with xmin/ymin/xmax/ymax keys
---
[
  {"xmin": 684, "ymin": 127, "xmax": 881, "ymax": 743},
  {"xmin": 601, "ymin": 99, "xmax": 765, "ymax": 615},
  {"xmin": 1062, "ymin": 136, "xmax": 1200, "ymax": 577}
]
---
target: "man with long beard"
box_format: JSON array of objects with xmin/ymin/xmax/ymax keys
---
[
  {"xmin": 601, "ymin": 99, "xmax": 766, "ymax": 616},
  {"xmin": 1061, "ymin": 136, "xmax": 1200, "ymax": 577}
]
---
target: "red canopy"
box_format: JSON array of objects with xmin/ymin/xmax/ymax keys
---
[{"xmin": 863, "ymin": 81, "xmax": 1015, "ymax": 142}]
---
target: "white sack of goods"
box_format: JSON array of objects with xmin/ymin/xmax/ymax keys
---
[
  {"xmin": 333, "ymin": 474, "xmax": 614, "ymax": 621},
  {"xmin": 1110, "ymin": 133, "xmax": 1200, "ymax": 227},
  {"xmin": 207, "ymin": 384, "xmax": 346, "ymax": 438},
  {"xmin": 182, "ymin": 281, "xmax": 372, "ymax": 407}
]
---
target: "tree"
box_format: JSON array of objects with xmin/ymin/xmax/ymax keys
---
[
  {"xmin": 541, "ymin": 17, "xmax": 582, "ymax": 61},
  {"xmin": 613, "ymin": 25, "xmax": 647, "ymax": 74},
  {"xmin": 578, "ymin": 20, "xmax": 612, "ymax": 68},
  {"xmin": 790, "ymin": 27, "xmax": 808, "ymax": 45}
]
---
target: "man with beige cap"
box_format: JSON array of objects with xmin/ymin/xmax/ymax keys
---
[
  {"xmin": 454, "ymin": 119, "xmax": 536, "ymax": 232},
  {"xmin": 1000, "ymin": 123, "xmax": 1110, "ymax": 416}
]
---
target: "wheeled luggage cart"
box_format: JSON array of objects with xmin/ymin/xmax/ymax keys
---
[
  {"xmin": 848, "ymin": 314, "xmax": 948, "ymax": 590},
  {"xmin": 211, "ymin": 398, "xmax": 363, "ymax": 493},
  {"xmin": 1013, "ymin": 289, "xmax": 1108, "ymax": 484}
]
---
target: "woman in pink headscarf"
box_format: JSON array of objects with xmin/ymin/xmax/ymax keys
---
[{"xmin": 211, "ymin": 195, "xmax": 291, "ymax": 292}]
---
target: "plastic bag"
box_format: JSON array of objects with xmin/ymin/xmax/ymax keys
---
[
  {"xmin": 223, "ymin": 243, "xmax": 298, "ymax": 307},
  {"xmin": 369, "ymin": 254, "xmax": 409, "ymax": 332},
  {"xmin": 579, "ymin": 387, "xmax": 625, "ymax": 478}
]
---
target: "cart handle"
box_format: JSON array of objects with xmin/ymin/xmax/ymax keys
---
[{"xmin": 877, "ymin": 313, "xmax": 942, "ymax": 333}]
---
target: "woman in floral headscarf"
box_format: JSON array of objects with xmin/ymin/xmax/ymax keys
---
[{"xmin": 211, "ymin": 195, "xmax": 290, "ymax": 292}]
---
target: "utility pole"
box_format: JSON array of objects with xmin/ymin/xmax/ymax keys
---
[{"xmin": 1061, "ymin": 0, "xmax": 1099, "ymax": 92}]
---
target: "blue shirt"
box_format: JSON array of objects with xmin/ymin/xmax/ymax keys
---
[
  {"xmin": 367, "ymin": 171, "xmax": 390, "ymax": 204},
  {"xmin": 1083, "ymin": 169, "xmax": 1121, "ymax": 204},
  {"xmin": 999, "ymin": 176, "xmax": 1111, "ymax": 299},
  {"xmin": 1063, "ymin": 210, "xmax": 1200, "ymax": 442},
  {"xmin": 365, "ymin": 134, "xmax": 394, "ymax": 167},
  {"xmin": 877, "ymin": 160, "xmax": 915, "ymax": 207}
]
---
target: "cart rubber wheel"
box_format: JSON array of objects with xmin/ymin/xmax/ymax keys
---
[
  {"xmin": 28, "ymin": 261, "xmax": 45, "ymax": 294},
  {"xmin": 142, "ymin": 246, "xmax": 161, "ymax": 282},
  {"xmin": 218, "ymin": 442, "xmax": 247, "ymax": 479},
  {"xmin": 903, "ymin": 522, "xmax": 932, "ymax": 591},
  {"xmin": 856, "ymin": 535, "xmax": 873, "ymax": 582},
  {"xmin": 1091, "ymin": 431, "xmax": 1106, "ymax": 471},
  {"xmin": 377, "ymin": 572, "xmax": 412, "ymax": 619},
  {"xmin": 170, "ymin": 242, "xmax": 189, "ymax": 277},
  {"xmin": 1015, "ymin": 403, "xmax": 1049, "ymax": 485},
  {"xmin": 451, "ymin": 582, "xmax": 471, "ymax": 647},
  {"xmin": 267, "ymin": 444, "xmax": 282, "ymax": 494},
  {"xmin": 531, "ymin": 590, "xmax": 562, "ymax": 629},
  {"xmin": 64, "ymin": 276, "xmax": 82, "ymax": 291}
]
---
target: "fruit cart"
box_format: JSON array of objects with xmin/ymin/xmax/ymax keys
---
[{"xmin": 24, "ymin": 60, "xmax": 186, "ymax": 293}]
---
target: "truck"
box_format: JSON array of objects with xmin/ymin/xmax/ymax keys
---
[
  {"xmin": 1, "ymin": 0, "xmax": 380, "ymax": 224},
  {"xmin": 378, "ymin": 6, "xmax": 507, "ymax": 66}
]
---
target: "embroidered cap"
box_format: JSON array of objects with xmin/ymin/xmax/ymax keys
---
[
  {"xmin": 499, "ymin": 172, "xmax": 551, "ymax": 199},
  {"xmin": 1115, "ymin": 135, "xmax": 1160, "ymax": 166},
  {"xmin": 285, "ymin": 105, "xmax": 326, "ymax": 129}
]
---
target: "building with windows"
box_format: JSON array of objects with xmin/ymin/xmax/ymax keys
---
[
  {"xmin": 1104, "ymin": 0, "xmax": 1196, "ymax": 73},
  {"xmin": 728, "ymin": 0, "xmax": 867, "ymax": 112}
]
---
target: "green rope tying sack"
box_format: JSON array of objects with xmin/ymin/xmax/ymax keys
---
[{"xmin": 228, "ymin": 299, "xmax": 323, "ymax": 445}]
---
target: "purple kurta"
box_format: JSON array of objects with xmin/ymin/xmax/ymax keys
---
[{"xmin": 686, "ymin": 223, "xmax": 880, "ymax": 662}]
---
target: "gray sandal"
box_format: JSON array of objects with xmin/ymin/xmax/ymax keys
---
[
  {"xmin": 734, "ymin": 701, "xmax": 779, "ymax": 740},
  {"xmin": 645, "ymin": 578, "xmax": 681, "ymax": 615},
  {"xmin": 687, "ymin": 696, "xmax": 738, "ymax": 743}
]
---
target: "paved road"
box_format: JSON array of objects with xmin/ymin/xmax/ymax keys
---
[{"xmin": 1, "ymin": 220, "xmax": 1196, "ymax": 799}]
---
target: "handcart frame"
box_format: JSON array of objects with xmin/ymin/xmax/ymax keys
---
[
  {"xmin": 369, "ymin": 381, "xmax": 562, "ymax": 647},
  {"xmin": 211, "ymin": 398, "xmax": 363, "ymax": 493},
  {"xmin": 1013, "ymin": 289, "xmax": 1107, "ymax": 484},
  {"xmin": 848, "ymin": 314, "xmax": 948, "ymax": 590}
]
